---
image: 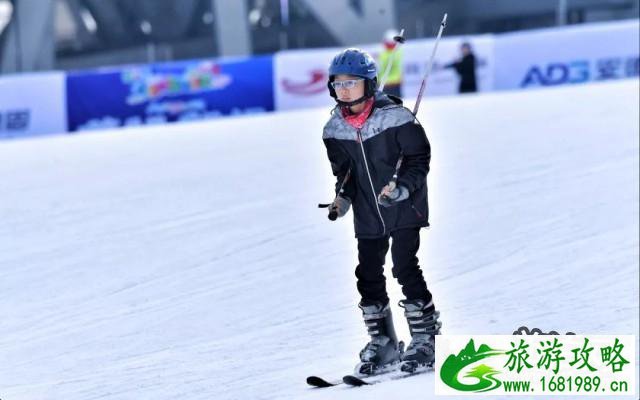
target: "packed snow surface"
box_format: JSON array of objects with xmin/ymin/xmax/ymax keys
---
[{"xmin": 1, "ymin": 79, "xmax": 638, "ymax": 399}]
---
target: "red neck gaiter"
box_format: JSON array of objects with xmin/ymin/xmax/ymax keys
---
[
  {"xmin": 384, "ymin": 42, "xmax": 396, "ymax": 50},
  {"xmin": 341, "ymin": 97, "xmax": 375, "ymax": 129}
]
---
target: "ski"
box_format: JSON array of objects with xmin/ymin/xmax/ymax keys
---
[
  {"xmin": 306, "ymin": 375, "xmax": 343, "ymax": 388},
  {"xmin": 306, "ymin": 363, "xmax": 399, "ymax": 388},
  {"xmin": 342, "ymin": 365, "xmax": 434, "ymax": 386}
]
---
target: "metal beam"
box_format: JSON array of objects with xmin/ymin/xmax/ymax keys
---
[
  {"xmin": 1, "ymin": 0, "xmax": 55, "ymax": 73},
  {"xmin": 211, "ymin": 0, "xmax": 251, "ymax": 56},
  {"xmin": 129, "ymin": 0, "xmax": 199, "ymax": 40},
  {"xmin": 557, "ymin": 0, "xmax": 568, "ymax": 25},
  {"xmin": 64, "ymin": 0, "xmax": 97, "ymax": 45},
  {"xmin": 82, "ymin": 0, "xmax": 132, "ymax": 45},
  {"xmin": 301, "ymin": 0, "xmax": 396, "ymax": 45}
]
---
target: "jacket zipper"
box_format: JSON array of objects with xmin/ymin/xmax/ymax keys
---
[{"xmin": 357, "ymin": 128, "xmax": 386, "ymax": 235}]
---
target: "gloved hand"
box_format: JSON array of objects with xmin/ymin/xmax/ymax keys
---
[
  {"xmin": 378, "ymin": 182, "xmax": 409, "ymax": 207},
  {"xmin": 328, "ymin": 195, "xmax": 351, "ymax": 220}
]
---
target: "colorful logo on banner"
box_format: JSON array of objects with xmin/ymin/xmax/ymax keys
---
[
  {"xmin": 123, "ymin": 62, "xmax": 233, "ymax": 105},
  {"xmin": 66, "ymin": 56, "xmax": 274, "ymax": 131}
]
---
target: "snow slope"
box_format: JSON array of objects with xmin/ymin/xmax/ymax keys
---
[{"xmin": 0, "ymin": 79, "xmax": 638, "ymax": 400}]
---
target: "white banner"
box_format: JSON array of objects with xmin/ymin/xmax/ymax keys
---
[
  {"xmin": 274, "ymin": 44, "xmax": 377, "ymax": 111},
  {"xmin": 402, "ymin": 34, "xmax": 495, "ymax": 98},
  {"xmin": 494, "ymin": 20, "xmax": 640, "ymax": 90},
  {"xmin": 0, "ymin": 72, "xmax": 67, "ymax": 138},
  {"xmin": 274, "ymin": 36, "xmax": 495, "ymax": 111}
]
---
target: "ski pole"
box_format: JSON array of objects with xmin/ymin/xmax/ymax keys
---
[
  {"xmin": 378, "ymin": 29, "xmax": 405, "ymax": 92},
  {"xmin": 318, "ymin": 169, "xmax": 351, "ymax": 221},
  {"xmin": 381, "ymin": 13, "xmax": 448, "ymax": 201},
  {"xmin": 412, "ymin": 13, "xmax": 447, "ymax": 115},
  {"xmin": 381, "ymin": 155, "xmax": 404, "ymax": 195}
]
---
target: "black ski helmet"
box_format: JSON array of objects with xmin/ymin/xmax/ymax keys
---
[{"xmin": 327, "ymin": 48, "xmax": 378, "ymax": 105}]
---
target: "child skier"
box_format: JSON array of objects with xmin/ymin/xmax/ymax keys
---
[{"xmin": 322, "ymin": 48, "xmax": 441, "ymax": 375}]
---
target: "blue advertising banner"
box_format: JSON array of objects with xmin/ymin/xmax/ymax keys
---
[{"xmin": 66, "ymin": 56, "xmax": 274, "ymax": 131}]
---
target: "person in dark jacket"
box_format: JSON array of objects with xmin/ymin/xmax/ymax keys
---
[
  {"xmin": 445, "ymin": 42, "xmax": 477, "ymax": 93},
  {"xmin": 322, "ymin": 48, "xmax": 441, "ymax": 375}
]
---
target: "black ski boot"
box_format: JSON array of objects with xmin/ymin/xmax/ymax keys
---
[
  {"xmin": 355, "ymin": 301, "xmax": 403, "ymax": 375},
  {"xmin": 398, "ymin": 299, "xmax": 441, "ymax": 373}
]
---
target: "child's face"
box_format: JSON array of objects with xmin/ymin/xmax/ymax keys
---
[{"xmin": 333, "ymin": 74, "xmax": 365, "ymax": 102}]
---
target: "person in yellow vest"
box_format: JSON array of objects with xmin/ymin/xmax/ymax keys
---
[{"xmin": 378, "ymin": 29, "xmax": 403, "ymax": 98}]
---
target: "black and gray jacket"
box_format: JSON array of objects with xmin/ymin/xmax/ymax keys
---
[{"xmin": 323, "ymin": 92, "xmax": 431, "ymax": 239}]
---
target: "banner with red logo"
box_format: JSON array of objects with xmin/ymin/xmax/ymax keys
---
[
  {"xmin": 274, "ymin": 36, "xmax": 495, "ymax": 112},
  {"xmin": 274, "ymin": 45, "xmax": 378, "ymax": 111}
]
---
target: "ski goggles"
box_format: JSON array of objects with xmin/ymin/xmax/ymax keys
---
[{"xmin": 331, "ymin": 78, "xmax": 364, "ymax": 90}]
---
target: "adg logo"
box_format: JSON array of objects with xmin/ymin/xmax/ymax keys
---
[{"xmin": 440, "ymin": 338, "xmax": 505, "ymax": 393}]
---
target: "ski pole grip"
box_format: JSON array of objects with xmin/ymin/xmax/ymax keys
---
[
  {"xmin": 319, "ymin": 203, "xmax": 338, "ymax": 221},
  {"xmin": 328, "ymin": 210, "xmax": 338, "ymax": 221}
]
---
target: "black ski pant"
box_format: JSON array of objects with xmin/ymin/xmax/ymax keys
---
[{"xmin": 355, "ymin": 227, "xmax": 433, "ymax": 306}]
